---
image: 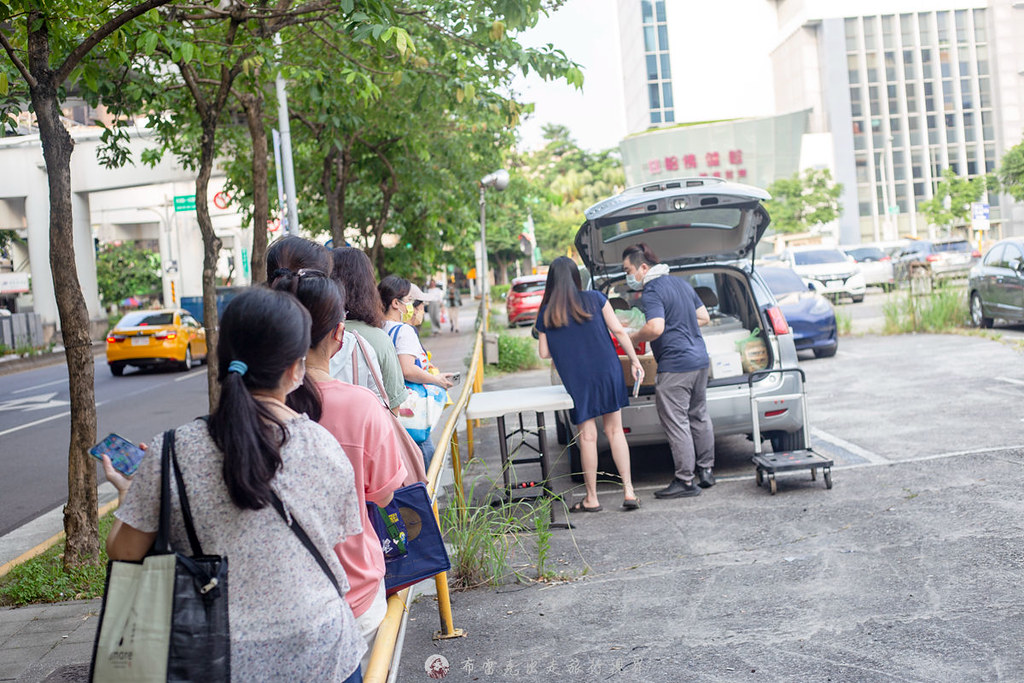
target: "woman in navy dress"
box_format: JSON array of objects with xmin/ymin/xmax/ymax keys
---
[{"xmin": 536, "ymin": 257, "xmax": 644, "ymax": 512}]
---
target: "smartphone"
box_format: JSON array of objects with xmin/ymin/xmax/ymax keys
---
[
  {"xmin": 632, "ymin": 377, "xmax": 641, "ymax": 398},
  {"xmin": 449, "ymin": 372, "xmax": 461, "ymax": 385},
  {"xmin": 89, "ymin": 433, "xmax": 146, "ymax": 477}
]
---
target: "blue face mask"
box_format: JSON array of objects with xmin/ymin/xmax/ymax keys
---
[{"xmin": 626, "ymin": 273, "xmax": 643, "ymax": 291}]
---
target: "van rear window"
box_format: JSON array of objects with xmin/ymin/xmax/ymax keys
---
[{"xmin": 598, "ymin": 207, "xmax": 744, "ymax": 244}]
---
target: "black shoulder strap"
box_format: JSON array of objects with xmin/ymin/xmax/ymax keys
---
[
  {"xmin": 270, "ymin": 494, "xmax": 344, "ymax": 599},
  {"xmin": 167, "ymin": 430, "xmax": 205, "ymax": 557},
  {"xmin": 154, "ymin": 429, "xmax": 174, "ymax": 554}
]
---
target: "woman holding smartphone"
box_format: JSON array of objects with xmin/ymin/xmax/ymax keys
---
[
  {"xmin": 104, "ymin": 287, "xmax": 366, "ymax": 682},
  {"xmin": 535, "ymin": 256, "xmax": 643, "ymax": 512}
]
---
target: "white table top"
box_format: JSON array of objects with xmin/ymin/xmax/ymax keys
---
[{"xmin": 466, "ymin": 384, "xmax": 575, "ymax": 420}]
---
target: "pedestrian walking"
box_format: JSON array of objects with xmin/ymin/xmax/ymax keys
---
[
  {"xmin": 622, "ymin": 243, "xmax": 715, "ymax": 499},
  {"xmin": 446, "ymin": 274, "xmax": 461, "ymax": 332},
  {"xmin": 535, "ymin": 256, "xmax": 643, "ymax": 512},
  {"xmin": 330, "ymin": 247, "xmax": 407, "ymax": 413},
  {"xmin": 271, "ymin": 270, "xmax": 406, "ymax": 675},
  {"xmin": 104, "ymin": 287, "xmax": 366, "ymax": 682},
  {"xmin": 378, "ymin": 275, "xmax": 456, "ymax": 469},
  {"xmin": 425, "ymin": 279, "xmax": 444, "ymax": 335}
]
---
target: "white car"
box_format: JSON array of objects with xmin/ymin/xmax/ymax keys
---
[
  {"xmin": 842, "ymin": 244, "xmax": 895, "ymax": 292},
  {"xmin": 779, "ymin": 246, "xmax": 866, "ymax": 303}
]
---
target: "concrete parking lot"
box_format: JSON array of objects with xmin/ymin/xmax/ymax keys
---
[{"xmin": 397, "ymin": 330, "xmax": 1024, "ymax": 682}]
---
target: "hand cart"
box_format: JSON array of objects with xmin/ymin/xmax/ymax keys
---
[{"xmin": 748, "ymin": 368, "xmax": 833, "ymax": 495}]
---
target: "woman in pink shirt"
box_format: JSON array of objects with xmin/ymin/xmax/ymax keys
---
[{"xmin": 273, "ymin": 270, "xmax": 406, "ymax": 673}]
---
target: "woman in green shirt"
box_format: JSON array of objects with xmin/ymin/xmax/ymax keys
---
[{"xmin": 331, "ymin": 247, "xmax": 407, "ymax": 412}]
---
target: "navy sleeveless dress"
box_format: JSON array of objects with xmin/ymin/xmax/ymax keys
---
[{"xmin": 536, "ymin": 290, "xmax": 629, "ymax": 425}]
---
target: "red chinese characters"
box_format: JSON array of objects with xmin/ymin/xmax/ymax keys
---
[
  {"xmin": 705, "ymin": 152, "xmax": 720, "ymax": 167},
  {"xmin": 664, "ymin": 156, "xmax": 680, "ymax": 171}
]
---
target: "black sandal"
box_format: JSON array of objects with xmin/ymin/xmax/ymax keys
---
[
  {"xmin": 569, "ymin": 499, "xmax": 602, "ymax": 513},
  {"xmin": 622, "ymin": 497, "xmax": 641, "ymax": 511}
]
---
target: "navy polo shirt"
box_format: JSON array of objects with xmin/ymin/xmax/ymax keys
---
[{"xmin": 640, "ymin": 276, "xmax": 709, "ymax": 373}]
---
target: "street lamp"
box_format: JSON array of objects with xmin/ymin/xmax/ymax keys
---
[{"xmin": 478, "ymin": 168, "xmax": 509, "ymax": 328}]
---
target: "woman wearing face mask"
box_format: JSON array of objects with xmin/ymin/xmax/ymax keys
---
[
  {"xmin": 378, "ymin": 275, "xmax": 455, "ymax": 468},
  {"xmin": 535, "ymin": 256, "xmax": 643, "ymax": 512},
  {"xmin": 105, "ymin": 287, "xmax": 365, "ymax": 682},
  {"xmin": 271, "ymin": 270, "xmax": 406, "ymax": 675}
]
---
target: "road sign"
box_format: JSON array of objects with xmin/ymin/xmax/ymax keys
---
[
  {"xmin": 887, "ymin": 205, "xmax": 900, "ymax": 216},
  {"xmin": 971, "ymin": 202, "xmax": 990, "ymax": 231},
  {"xmin": 173, "ymin": 195, "xmax": 196, "ymax": 212}
]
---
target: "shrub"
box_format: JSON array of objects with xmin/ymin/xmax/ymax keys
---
[
  {"xmin": 497, "ymin": 333, "xmax": 540, "ymax": 373},
  {"xmin": 490, "ymin": 284, "xmax": 510, "ymax": 301},
  {"xmin": 883, "ymin": 283, "xmax": 969, "ymax": 334}
]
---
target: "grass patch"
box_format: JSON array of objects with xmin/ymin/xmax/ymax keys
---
[
  {"xmin": 496, "ymin": 333, "xmax": 541, "ymax": 373},
  {"xmin": 490, "ymin": 284, "xmax": 510, "ymax": 300},
  {"xmin": 882, "ymin": 283, "xmax": 969, "ymax": 334},
  {"xmin": 0, "ymin": 513, "xmax": 115, "ymax": 606},
  {"xmin": 835, "ymin": 309, "xmax": 852, "ymax": 336}
]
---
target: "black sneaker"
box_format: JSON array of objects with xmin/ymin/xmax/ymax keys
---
[
  {"xmin": 696, "ymin": 467, "xmax": 716, "ymax": 488},
  {"xmin": 653, "ymin": 478, "xmax": 701, "ymax": 499}
]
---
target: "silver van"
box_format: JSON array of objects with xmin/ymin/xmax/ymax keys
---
[{"xmin": 553, "ymin": 178, "xmax": 808, "ymax": 470}]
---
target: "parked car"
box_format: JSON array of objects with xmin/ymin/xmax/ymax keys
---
[
  {"xmin": 778, "ymin": 246, "xmax": 866, "ymax": 302},
  {"xmin": 554, "ymin": 177, "xmax": 809, "ymax": 470},
  {"xmin": 892, "ymin": 238, "xmax": 980, "ymax": 285},
  {"xmin": 967, "ymin": 238, "xmax": 1024, "ymax": 328},
  {"xmin": 106, "ymin": 309, "xmax": 208, "ymax": 376},
  {"xmin": 505, "ymin": 274, "xmax": 546, "ymax": 326},
  {"xmin": 842, "ymin": 244, "xmax": 894, "ymax": 292},
  {"xmin": 759, "ymin": 264, "xmax": 838, "ymax": 358}
]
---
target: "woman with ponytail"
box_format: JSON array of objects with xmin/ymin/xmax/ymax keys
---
[
  {"xmin": 105, "ymin": 287, "xmax": 366, "ymax": 682},
  {"xmin": 271, "ymin": 269, "xmax": 407, "ymax": 675}
]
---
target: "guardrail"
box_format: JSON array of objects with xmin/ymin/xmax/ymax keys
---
[{"xmin": 364, "ymin": 301, "xmax": 485, "ymax": 682}]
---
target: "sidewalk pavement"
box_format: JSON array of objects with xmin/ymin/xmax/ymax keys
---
[{"xmin": 0, "ymin": 305, "xmax": 479, "ymax": 682}]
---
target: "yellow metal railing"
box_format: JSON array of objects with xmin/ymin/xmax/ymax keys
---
[{"xmin": 364, "ymin": 305, "xmax": 485, "ymax": 682}]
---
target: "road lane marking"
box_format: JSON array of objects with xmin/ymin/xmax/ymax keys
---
[
  {"xmin": 0, "ymin": 392, "xmax": 70, "ymax": 413},
  {"xmin": 996, "ymin": 376, "xmax": 1024, "ymax": 387},
  {"xmin": 810, "ymin": 427, "xmax": 889, "ymax": 464},
  {"xmin": 11, "ymin": 378, "xmax": 69, "ymax": 394},
  {"xmin": 174, "ymin": 368, "xmax": 208, "ymax": 383},
  {"xmin": 0, "ymin": 410, "xmax": 70, "ymax": 437}
]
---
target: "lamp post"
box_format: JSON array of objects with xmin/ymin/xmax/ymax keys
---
[{"xmin": 478, "ymin": 169, "xmax": 509, "ymax": 329}]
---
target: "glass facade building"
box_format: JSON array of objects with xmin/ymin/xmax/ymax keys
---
[
  {"xmin": 641, "ymin": 0, "xmax": 674, "ymax": 126},
  {"xmin": 844, "ymin": 9, "xmax": 998, "ymax": 236}
]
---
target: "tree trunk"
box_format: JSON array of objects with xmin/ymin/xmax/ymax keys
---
[
  {"xmin": 27, "ymin": 18, "xmax": 99, "ymax": 569},
  {"xmin": 196, "ymin": 120, "xmax": 223, "ymax": 411},
  {"xmin": 333, "ymin": 145, "xmax": 353, "ymax": 248},
  {"xmin": 369, "ymin": 182, "xmax": 395, "ymax": 275},
  {"xmin": 322, "ymin": 147, "xmax": 338, "ymax": 241},
  {"xmin": 242, "ymin": 92, "xmax": 269, "ymax": 286}
]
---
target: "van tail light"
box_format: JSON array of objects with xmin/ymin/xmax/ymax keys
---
[
  {"xmin": 971, "ymin": 249, "xmax": 981, "ymax": 258},
  {"xmin": 766, "ymin": 306, "xmax": 790, "ymax": 336},
  {"xmin": 925, "ymin": 254, "xmax": 939, "ymax": 262},
  {"xmin": 764, "ymin": 408, "xmax": 788, "ymax": 418},
  {"xmin": 154, "ymin": 331, "xmax": 177, "ymax": 340}
]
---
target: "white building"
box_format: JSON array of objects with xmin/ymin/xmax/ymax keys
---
[{"xmin": 615, "ymin": 0, "xmax": 1024, "ymax": 243}]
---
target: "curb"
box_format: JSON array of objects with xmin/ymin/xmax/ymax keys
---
[
  {"xmin": 0, "ymin": 343, "xmax": 105, "ymax": 377},
  {"xmin": 0, "ymin": 498, "xmax": 120, "ymax": 579}
]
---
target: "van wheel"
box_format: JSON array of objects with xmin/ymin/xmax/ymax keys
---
[
  {"xmin": 769, "ymin": 429, "xmax": 805, "ymax": 453},
  {"xmin": 555, "ymin": 414, "xmax": 568, "ymax": 445},
  {"xmin": 567, "ymin": 439, "xmax": 583, "ymax": 483}
]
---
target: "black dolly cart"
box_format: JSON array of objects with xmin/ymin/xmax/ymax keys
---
[{"xmin": 748, "ymin": 368, "xmax": 833, "ymax": 494}]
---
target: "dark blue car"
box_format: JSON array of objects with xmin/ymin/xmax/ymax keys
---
[{"xmin": 760, "ymin": 265, "xmax": 838, "ymax": 358}]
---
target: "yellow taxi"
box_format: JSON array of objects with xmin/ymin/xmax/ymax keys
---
[{"xmin": 105, "ymin": 309, "xmax": 207, "ymax": 376}]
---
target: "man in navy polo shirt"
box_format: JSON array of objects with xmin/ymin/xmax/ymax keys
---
[{"xmin": 623, "ymin": 243, "xmax": 714, "ymax": 498}]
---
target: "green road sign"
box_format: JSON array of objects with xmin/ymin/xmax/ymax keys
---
[
  {"xmin": 887, "ymin": 205, "xmax": 900, "ymax": 215},
  {"xmin": 173, "ymin": 195, "xmax": 196, "ymax": 212}
]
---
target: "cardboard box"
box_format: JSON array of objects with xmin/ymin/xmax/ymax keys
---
[
  {"xmin": 704, "ymin": 329, "xmax": 750, "ymax": 356},
  {"xmin": 621, "ymin": 355, "xmax": 658, "ymax": 387},
  {"xmin": 710, "ymin": 351, "xmax": 743, "ymax": 379}
]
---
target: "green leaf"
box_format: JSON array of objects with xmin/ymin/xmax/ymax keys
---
[
  {"xmin": 141, "ymin": 32, "xmax": 159, "ymax": 56},
  {"xmin": 0, "ymin": 72, "xmax": 7, "ymax": 97},
  {"xmin": 180, "ymin": 42, "xmax": 194, "ymax": 64},
  {"xmin": 341, "ymin": 0, "xmax": 354, "ymax": 12}
]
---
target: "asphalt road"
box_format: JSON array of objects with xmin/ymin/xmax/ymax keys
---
[{"xmin": 0, "ymin": 355, "xmax": 209, "ymax": 536}]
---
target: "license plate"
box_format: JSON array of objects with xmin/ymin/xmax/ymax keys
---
[
  {"xmin": 131, "ymin": 336, "xmax": 149, "ymax": 346},
  {"xmin": 827, "ymin": 280, "xmax": 843, "ymax": 289}
]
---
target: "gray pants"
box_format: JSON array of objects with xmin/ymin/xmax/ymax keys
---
[{"xmin": 655, "ymin": 367, "xmax": 715, "ymax": 482}]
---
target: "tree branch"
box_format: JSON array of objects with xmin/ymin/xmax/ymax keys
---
[
  {"xmin": 0, "ymin": 31, "xmax": 36, "ymax": 87},
  {"xmin": 56, "ymin": 0, "xmax": 173, "ymax": 85}
]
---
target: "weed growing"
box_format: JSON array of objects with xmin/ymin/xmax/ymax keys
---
[
  {"xmin": 0, "ymin": 513, "xmax": 115, "ymax": 606},
  {"xmin": 883, "ymin": 283, "xmax": 969, "ymax": 333},
  {"xmin": 835, "ymin": 309, "xmax": 852, "ymax": 336},
  {"xmin": 496, "ymin": 333, "xmax": 540, "ymax": 373}
]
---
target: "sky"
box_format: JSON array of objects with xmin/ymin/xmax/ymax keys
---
[{"xmin": 512, "ymin": 0, "xmax": 777, "ymax": 153}]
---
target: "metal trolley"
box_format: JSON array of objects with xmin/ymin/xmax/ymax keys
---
[{"xmin": 749, "ymin": 368, "xmax": 833, "ymax": 495}]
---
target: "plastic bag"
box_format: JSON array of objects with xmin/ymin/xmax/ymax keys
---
[
  {"xmin": 615, "ymin": 307, "xmax": 646, "ymax": 330},
  {"xmin": 735, "ymin": 327, "xmax": 769, "ymax": 373}
]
